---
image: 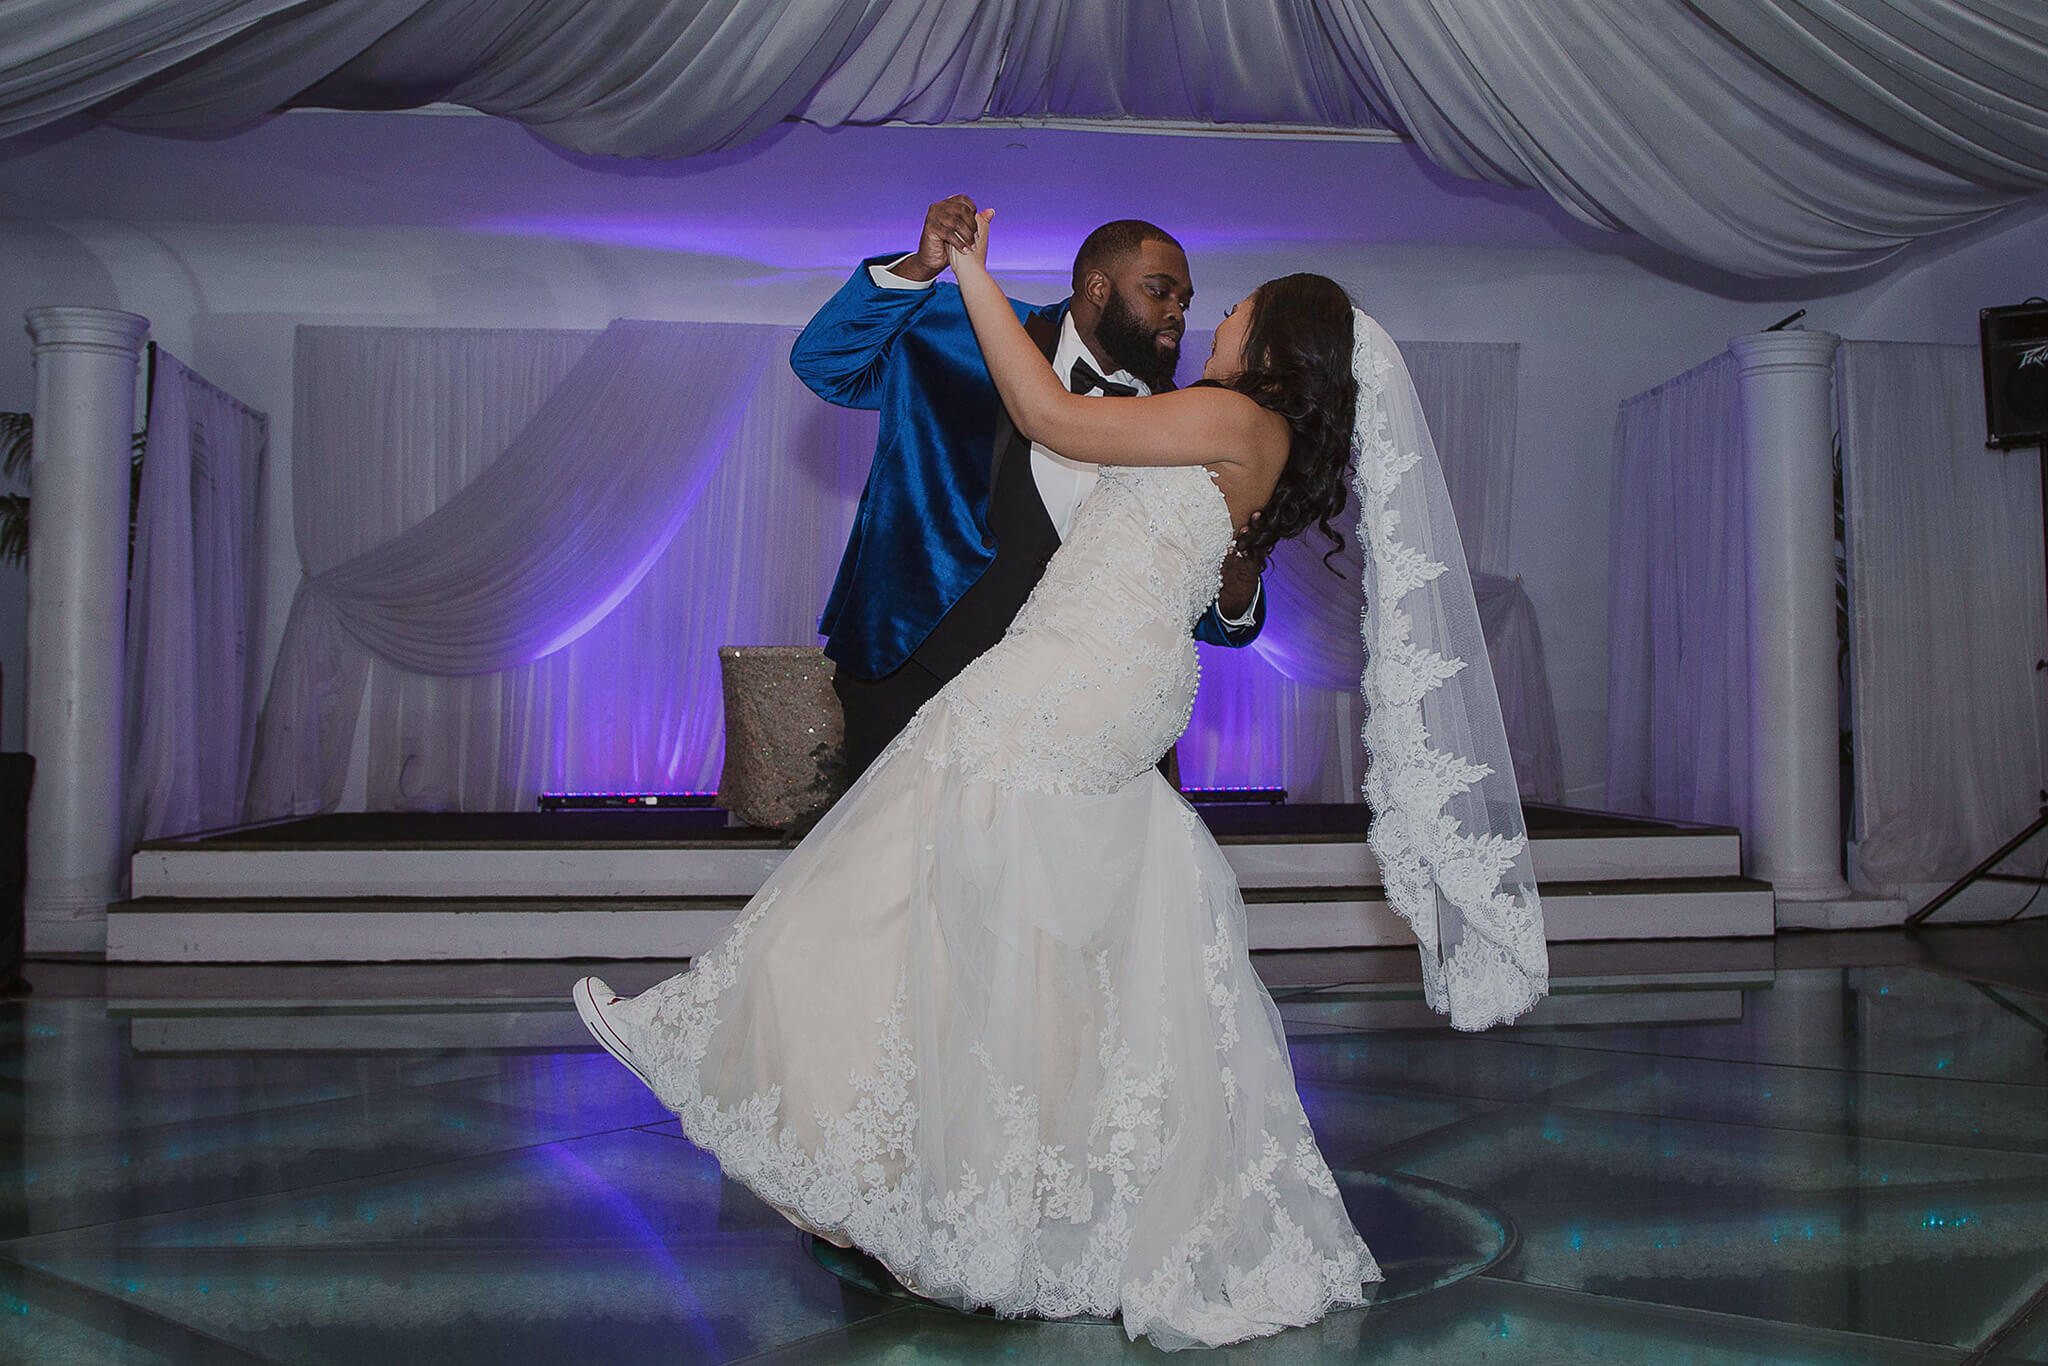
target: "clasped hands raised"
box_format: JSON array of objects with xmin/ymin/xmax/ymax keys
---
[
  {"xmin": 913, "ymin": 192, "xmax": 1267, "ymax": 585},
  {"xmin": 918, "ymin": 193, "xmax": 993, "ymax": 275}
]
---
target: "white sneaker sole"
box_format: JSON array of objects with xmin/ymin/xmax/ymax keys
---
[{"xmin": 573, "ymin": 976, "xmax": 656, "ymax": 1093}]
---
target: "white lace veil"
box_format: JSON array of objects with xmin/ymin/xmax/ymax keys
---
[{"xmin": 1350, "ymin": 309, "xmax": 1549, "ymax": 1031}]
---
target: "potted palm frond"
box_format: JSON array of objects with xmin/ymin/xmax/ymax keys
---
[
  {"xmin": 0, "ymin": 413, "xmax": 27, "ymax": 567},
  {"xmin": 0, "ymin": 411, "xmax": 148, "ymax": 569}
]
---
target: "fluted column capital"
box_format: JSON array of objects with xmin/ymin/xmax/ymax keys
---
[
  {"xmin": 1728, "ymin": 329, "xmax": 1841, "ymax": 379},
  {"xmin": 24, "ymin": 306, "xmax": 149, "ymax": 363}
]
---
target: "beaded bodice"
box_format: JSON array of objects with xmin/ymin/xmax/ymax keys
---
[{"xmin": 923, "ymin": 464, "xmax": 1236, "ymax": 794}]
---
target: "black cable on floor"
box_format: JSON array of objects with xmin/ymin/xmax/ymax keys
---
[{"xmin": 2000, "ymin": 842, "xmax": 2048, "ymax": 923}]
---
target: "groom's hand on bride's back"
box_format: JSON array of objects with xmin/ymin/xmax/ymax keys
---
[
  {"xmin": 1218, "ymin": 514, "xmax": 1267, "ymax": 620},
  {"xmin": 895, "ymin": 195, "xmax": 981, "ymax": 283},
  {"xmin": 1218, "ymin": 546, "xmax": 1264, "ymax": 619}
]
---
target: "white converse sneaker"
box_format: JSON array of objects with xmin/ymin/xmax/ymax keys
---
[{"xmin": 573, "ymin": 976, "xmax": 655, "ymax": 1092}]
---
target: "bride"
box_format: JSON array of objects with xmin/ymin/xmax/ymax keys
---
[{"xmin": 575, "ymin": 208, "xmax": 1549, "ymax": 1350}]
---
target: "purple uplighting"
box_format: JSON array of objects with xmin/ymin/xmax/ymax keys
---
[{"xmin": 539, "ymin": 792, "xmax": 719, "ymax": 811}]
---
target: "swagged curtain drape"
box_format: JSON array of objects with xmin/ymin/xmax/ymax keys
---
[
  {"xmin": 125, "ymin": 347, "xmax": 269, "ymax": 842},
  {"xmin": 1836, "ymin": 342, "xmax": 2048, "ymax": 889},
  {"xmin": 251, "ymin": 321, "xmax": 1541, "ymax": 813},
  {"xmin": 243, "ymin": 321, "xmax": 877, "ymax": 816},
  {"xmin": 1188, "ymin": 338, "xmax": 1564, "ymax": 805},
  {"xmin": 2, "ymin": 2, "xmax": 2044, "ymax": 277},
  {"xmin": 357, "ymin": 335, "xmax": 878, "ymax": 812}
]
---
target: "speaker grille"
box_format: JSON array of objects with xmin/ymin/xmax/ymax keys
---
[{"xmin": 1982, "ymin": 301, "xmax": 2048, "ymax": 448}]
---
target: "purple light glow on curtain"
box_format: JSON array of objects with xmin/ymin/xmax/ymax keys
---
[
  {"xmin": 362, "ymin": 349, "xmax": 877, "ymax": 811},
  {"xmin": 1182, "ymin": 573, "xmax": 1563, "ymax": 804},
  {"xmin": 1182, "ymin": 333, "xmax": 1564, "ymax": 804},
  {"xmin": 246, "ymin": 320, "xmax": 878, "ymax": 816},
  {"xmin": 249, "ymin": 319, "xmax": 1552, "ymax": 814},
  {"xmin": 314, "ymin": 321, "xmax": 764, "ymax": 672}
]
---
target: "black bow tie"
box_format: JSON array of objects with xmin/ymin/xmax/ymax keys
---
[{"xmin": 1069, "ymin": 358, "xmax": 1139, "ymax": 398}]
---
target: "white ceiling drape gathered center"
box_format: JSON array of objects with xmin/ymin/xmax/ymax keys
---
[{"xmin": 1, "ymin": 0, "xmax": 2043, "ymax": 277}]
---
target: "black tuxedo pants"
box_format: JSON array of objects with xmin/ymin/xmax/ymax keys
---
[{"xmin": 833, "ymin": 657, "xmax": 948, "ymax": 784}]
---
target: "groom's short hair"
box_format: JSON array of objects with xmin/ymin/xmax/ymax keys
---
[{"xmin": 1072, "ymin": 220, "xmax": 1182, "ymax": 293}]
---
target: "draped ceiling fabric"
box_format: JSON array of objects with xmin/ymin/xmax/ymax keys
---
[{"xmin": 3, "ymin": 2, "xmax": 2044, "ymax": 276}]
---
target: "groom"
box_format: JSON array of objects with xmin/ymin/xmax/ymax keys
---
[{"xmin": 792, "ymin": 196, "xmax": 1267, "ymax": 778}]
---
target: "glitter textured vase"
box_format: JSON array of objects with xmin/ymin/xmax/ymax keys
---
[{"xmin": 715, "ymin": 646, "xmax": 846, "ymax": 829}]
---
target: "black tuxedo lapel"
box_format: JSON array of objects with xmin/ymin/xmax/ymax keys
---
[
  {"xmin": 986, "ymin": 306, "xmax": 1064, "ymax": 500},
  {"xmin": 910, "ymin": 305, "xmax": 1065, "ymax": 681}
]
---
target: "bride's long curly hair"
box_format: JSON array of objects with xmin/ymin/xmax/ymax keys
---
[{"xmin": 1202, "ymin": 273, "xmax": 1357, "ymax": 570}]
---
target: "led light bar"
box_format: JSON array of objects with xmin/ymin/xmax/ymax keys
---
[
  {"xmin": 1179, "ymin": 786, "xmax": 1287, "ymax": 805},
  {"xmin": 537, "ymin": 792, "xmax": 719, "ymax": 811}
]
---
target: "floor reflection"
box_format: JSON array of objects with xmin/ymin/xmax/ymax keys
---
[{"xmin": 4, "ymin": 923, "xmax": 2045, "ymax": 1364}]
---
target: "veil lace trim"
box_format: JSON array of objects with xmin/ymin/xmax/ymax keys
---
[{"xmin": 1350, "ymin": 310, "xmax": 1549, "ymax": 1031}]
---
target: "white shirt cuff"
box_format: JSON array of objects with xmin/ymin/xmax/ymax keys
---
[
  {"xmin": 1216, "ymin": 578, "xmax": 1262, "ymax": 629},
  {"xmin": 869, "ymin": 254, "xmax": 934, "ymax": 290}
]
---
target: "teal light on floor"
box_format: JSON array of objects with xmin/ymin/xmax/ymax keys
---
[{"xmin": 2, "ymin": 926, "xmax": 2045, "ymax": 1364}]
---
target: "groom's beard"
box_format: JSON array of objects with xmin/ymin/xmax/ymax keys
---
[{"xmin": 1094, "ymin": 286, "xmax": 1181, "ymax": 391}]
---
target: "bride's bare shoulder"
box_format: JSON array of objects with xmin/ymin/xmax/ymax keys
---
[{"xmin": 1180, "ymin": 383, "xmax": 1290, "ymax": 470}]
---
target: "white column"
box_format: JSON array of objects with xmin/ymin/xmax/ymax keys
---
[
  {"xmin": 1730, "ymin": 329, "xmax": 1853, "ymax": 905},
  {"xmin": 22, "ymin": 307, "xmax": 149, "ymax": 953}
]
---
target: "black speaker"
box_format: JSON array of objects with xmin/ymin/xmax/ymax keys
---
[
  {"xmin": 1981, "ymin": 298, "xmax": 2048, "ymax": 449},
  {"xmin": 0, "ymin": 754, "xmax": 32, "ymax": 993}
]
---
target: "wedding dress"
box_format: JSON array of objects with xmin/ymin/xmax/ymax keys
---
[
  {"xmin": 582, "ymin": 312, "xmax": 1549, "ymax": 1350},
  {"xmin": 585, "ymin": 463, "xmax": 1381, "ymax": 1349}
]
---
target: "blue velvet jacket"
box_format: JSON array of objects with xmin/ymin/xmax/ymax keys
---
[{"xmin": 791, "ymin": 255, "xmax": 1266, "ymax": 681}]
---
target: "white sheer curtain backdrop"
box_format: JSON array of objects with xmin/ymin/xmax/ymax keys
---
[
  {"xmin": 1478, "ymin": 571, "xmax": 1565, "ymax": 807},
  {"xmin": 1838, "ymin": 342, "xmax": 2048, "ymax": 888},
  {"xmin": 1605, "ymin": 353, "xmax": 1751, "ymax": 828},
  {"xmin": 124, "ymin": 347, "xmax": 268, "ymax": 843},
  {"xmin": 1409, "ymin": 342, "xmax": 1517, "ymax": 574},
  {"xmin": 1185, "ymin": 339, "xmax": 1564, "ymax": 804},
  {"xmin": 247, "ymin": 322, "xmax": 876, "ymax": 816},
  {"xmin": 5, "ymin": 2, "xmax": 2043, "ymax": 277},
  {"xmin": 364, "ymin": 350, "xmax": 876, "ymax": 809},
  {"xmin": 251, "ymin": 322, "xmax": 1542, "ymax": 814}
]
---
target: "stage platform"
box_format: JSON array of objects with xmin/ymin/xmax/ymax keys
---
[{"xmin": 108, "ymin": 802, "xmax": 1774, "ymax": 962}]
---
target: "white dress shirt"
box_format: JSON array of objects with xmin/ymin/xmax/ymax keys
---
[{"xmin": 869, "ymin": 255, "xmax": 1260, "ymax": 627}]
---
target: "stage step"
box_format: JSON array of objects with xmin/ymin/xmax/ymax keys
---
[
  {"xmin": 104, "ymin": 877, "xmax": 1774, "ymax": 962},
  {"xmin": 1241, "ymin": 878, "xmax": 1774, "ymax": 949},
  {"xmin": 107, "ymin": 940, "xmax": 1777, "ymax": 1051},
  {"xmin": 112, "ymin": 805, "xmax": 1763, "ymax": 962},
  {"xmin": 131, "ymin": 820, "xmax": 1744, "ymax": 899}
]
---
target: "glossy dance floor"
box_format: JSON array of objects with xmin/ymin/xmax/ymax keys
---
[{"xmin": 4, "ymin": 924, "xmax": 2047, "ymax": 1364}]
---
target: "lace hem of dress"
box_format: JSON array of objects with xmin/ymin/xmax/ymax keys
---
[
  {"xmin": 626, "ymin": 887, "xmax": 1378, "ymax": 1349},
  {"xmin": 1350, "ymin": 322, "xmax": 1549, "ymax": 1034}
]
